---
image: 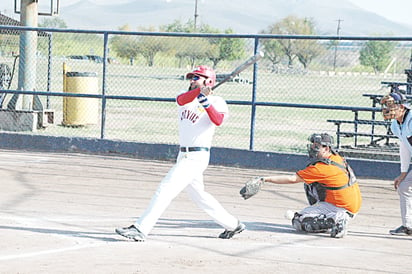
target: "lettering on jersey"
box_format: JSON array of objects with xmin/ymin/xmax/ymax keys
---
[{"xmin": 180, "ymin": 109, "xmax": 199, "ymax": 123}]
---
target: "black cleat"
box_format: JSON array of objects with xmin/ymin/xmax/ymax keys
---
[
  {"xmin": 115, "ymin": 225, "xmax": 146, "ymax": 242},
  {"xmin": 219, "ymin": 222, "xmax": 246, "ymax": 239}
]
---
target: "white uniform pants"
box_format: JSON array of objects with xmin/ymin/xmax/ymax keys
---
[
  {"xmin": 398, "ymin": 171, "xmax": 412, "ymax": 228},
  {"xmin": 134, "ymin": 151, "xmax": 239, "ymax": 236}
]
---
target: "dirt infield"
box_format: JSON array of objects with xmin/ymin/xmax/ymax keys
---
[{"xmin": 0, "ymin": 149, "xmax": 411, "ymax": 274}]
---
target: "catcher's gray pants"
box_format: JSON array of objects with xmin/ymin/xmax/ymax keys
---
[
  {"xmin": 134, "ymin": 151, "xmax": 239, "ymax": 236},
  {"xmin": 397, "ymin": 171, "xmax": 412, "ymax": 229},
  {"xmin": 298, "ymin": 201, "xmax": 352, "ymax": 225}
]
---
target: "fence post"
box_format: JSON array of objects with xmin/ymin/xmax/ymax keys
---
[
  {"xmin": 249, "ymin": 37, "xmax": 261, "ymax": 151},
  {"xmin": 100, "ymin": 32, "xmax": 109, "ymax": 139}
]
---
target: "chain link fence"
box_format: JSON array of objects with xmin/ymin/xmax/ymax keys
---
[{"xmin": 1, "ymin": 25, "xmax": 411, "ymax": 156}]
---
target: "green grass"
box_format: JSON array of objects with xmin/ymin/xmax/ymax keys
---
[{"xmin": 1, "ymin": 58, "xmax": 405, "ymax": 154}]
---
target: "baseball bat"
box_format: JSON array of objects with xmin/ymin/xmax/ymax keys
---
[{"xmin": 212, "ymin": 51, "xmax": 264, "ymax": 90}]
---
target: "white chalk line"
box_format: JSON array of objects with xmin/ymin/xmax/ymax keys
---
[
  {"xmin": 0, "ymin": 214, "xmax": 129, "ymax": 224},
  {"xmin": 0, "ymin": 154, "xmax": 50, "ymax": 164},
  {"xmin": 0, "ymin": 242, "xmax": 104, "ymax": 261},
  {"xmin": 0, "ymin": 214, "xmax": 121, "ymax": 261}
]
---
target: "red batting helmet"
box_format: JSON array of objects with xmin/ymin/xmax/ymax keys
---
[{"xmin": 186, "ymin": 65, "xmax": 216, "ymax": 87}]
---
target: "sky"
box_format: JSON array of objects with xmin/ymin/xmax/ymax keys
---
[
  {"xmin": 62, "ymin": 1, "xmax": 412, "ymax": 27},
  {"xmin": 1, "ymin": 0, "xmax": 412, "ymax": 27},
  {"xmin": 347, "ymin": 0, "xmax": 412, "ymax": 26}
]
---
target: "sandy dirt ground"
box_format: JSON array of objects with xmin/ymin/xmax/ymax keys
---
[{"xmin": 0, "ymin": 149, "xmax": 411, "ymax": 274}]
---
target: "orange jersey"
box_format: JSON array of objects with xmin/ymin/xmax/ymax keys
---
[{"xmin": 296, "ymin": 154, "xmax": 362, "ymax": 214}]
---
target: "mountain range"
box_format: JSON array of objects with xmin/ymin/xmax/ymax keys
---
[{"xmin": 3, "ymin": 0, "xmax": 412, "ymax": 36}]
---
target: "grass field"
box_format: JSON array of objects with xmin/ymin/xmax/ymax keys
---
[{"xmin": 0, "ymin": 57, "xmax": 406, "ymax": 154}]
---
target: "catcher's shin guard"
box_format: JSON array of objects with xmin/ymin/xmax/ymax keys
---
[{"xmin": 299, "ymin": 214, "xmax": 335, "ymax": 233}]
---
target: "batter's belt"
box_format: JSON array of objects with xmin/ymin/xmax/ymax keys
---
[{"xmin": 180, "ymin": 147, "xmax": 209, "ymax": 152}]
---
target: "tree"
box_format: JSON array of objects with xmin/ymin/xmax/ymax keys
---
[
  {"xmin": 206, "ymin": 29, "xmax": 245, "ymax": 68},
  {"xmin": 175, "ymin": 37, "xmax": 210, "ymax": 68},
  {"xmin": 263, "ymin": 16, "xmax": 321, "ymax": 69},
  {"xmin": 359, "ymin": 40, "xmax": 395, "ymax": 74},
  {"xmin": 135, "ymin": 26, "xmax": 171, "ymax": 67},
  {"xmin": 110, "ymin": 25, "xmax": 140, "ymax": 64},
  {"xmin": 162, "ymin": 19, "xmax": 196, "ymax": 33},
  {"xmin": 37, "ymin": 17, "xmax": 102, "ymax": 57},
  {"xmin": 39, "ymin": 17, "xmax": 67, "ymax": 29},
  {"xmin": 259, "ymin": 38, "xmax": 283, "ymax": 72},
  {"xmin": 136, "ymin": 36, "xmax": 170, "ymax": 66},
  {"xmin": 110, "ymin": 25, "xmax": 170, "ymax": 66},
  {"xmin": 295, "ymin": 39, "xmax": 324, "ymax": 69},
  {"xmin": 162, "ymin": 20, "xmax": 245, "ymax": 68}
]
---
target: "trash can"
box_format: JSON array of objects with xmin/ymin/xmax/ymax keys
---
[{"xmin": 63, "ymin": 72, "xmax": 99, "ymax": 126}]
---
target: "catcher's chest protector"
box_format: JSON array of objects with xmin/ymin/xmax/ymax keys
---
[{"xmin": 305, "ymin": 156, "xmax": 357, "ymax": 205}]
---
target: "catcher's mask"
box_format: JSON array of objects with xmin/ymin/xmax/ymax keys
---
[
  {"xmin": 307, "ymin": 133, "xmax": 336, "ymax": 159},
  {"xmin": 186, "ymin": 65, "xmax": 216, "ymax": 87},
  {"xmin": 380, "ymin": 91, "xmax": 408, "ymax": 120}
]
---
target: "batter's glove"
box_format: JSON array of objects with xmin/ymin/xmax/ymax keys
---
[
  {"xmin": 240, "ymin": 176, "xmax": 264, "ymax": 200},
  {"xmin": 197, "ymin": 93, "xmax": 210, "ymax": 108}
]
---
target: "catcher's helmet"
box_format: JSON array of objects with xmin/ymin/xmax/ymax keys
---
[
  {"xmin": 309, "ymin": 133, "xmax": 334, "ymax": 147},
  {"xmin": 307, "ymin": 133, "xmax": 336, "ymax": 158},
  {"xmin": 380, "ymin": 91, "xmax": 409, "ymax": 120},
  {"xmin": 186, "ymin": 65, "xmax": 216, "ymax": 87}
]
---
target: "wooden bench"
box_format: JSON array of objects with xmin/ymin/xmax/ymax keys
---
[
  {"xmin": 325, "ymin": 74, "xmax": 411, "ymax": 150},
  {"xmin": 328, "ymin": 84, "xmax": 412, "ymax": 149},
  {"xmin": 327, "ymin": 119, "xmax": 393, "ymax": 148},
  {"xmin": 380, "ymin": 81, "xmax": 412, "ymax": 90},
  {"xmin": 363, "ymin": 92, "xmax": 412, "ymax": 106}
]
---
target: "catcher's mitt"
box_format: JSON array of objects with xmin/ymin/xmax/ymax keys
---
[{"xmin": 240, "ymin": 177, "xmax": 264, "ymax": 200}]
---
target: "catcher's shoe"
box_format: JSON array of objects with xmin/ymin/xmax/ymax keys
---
[
  {"xmin": 330, "ymin": 219, "xmax": 347, "ymax": 238},
  {"xmin": 389, "ymin": 225, "xmax": 412, "ymax": 236},
  {"xmin": 115, "ymin": 225, "xmax": 146, "ymax": 242},
  {"xmin": 292, "ymin": 212, "xmax": 303, "ymax": 231},
  {"xmin": 219, "ymin": 222, "xmax": 245, "ymax": 239}
]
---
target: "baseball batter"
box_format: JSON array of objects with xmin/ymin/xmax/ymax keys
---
[
  {"xmin": 116, "ymin": 65, "xmax": 245, "ymax": 241},
  {"xmin": 381, "ymin": 90, "xmax": 412, "ymax": 236}
]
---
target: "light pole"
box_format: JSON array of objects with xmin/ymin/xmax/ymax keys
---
[
  {"xmin": 194, "ymin": 0, "xmax": 199, "ymax": 30},
  {"xmin": 333, "ymin": 19, "xmax": 343, "ymax": 71},
  {"xmin": 8, "ymin": 0, "xmax": 38, "ymax": 110}
]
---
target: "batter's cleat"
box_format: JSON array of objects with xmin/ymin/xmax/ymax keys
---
[
  {"xmin": 115, "ymin": 225, "xmax": 146, "ymax": 242},
  {"xmin": 389, "ymin": 225, "xmax": 412, "ymax": 236},
  {"xmin": 330, "ymin": 219, "xmax": 347, "ymax": 238},
  {"xmin": 219, "ymin": 222, "xmax": 245, "ymax": 239}
]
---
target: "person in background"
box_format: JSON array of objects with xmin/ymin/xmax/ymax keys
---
[{"xmin": 381, "ymin": 90, "xmax": 412, "ymax": 236}]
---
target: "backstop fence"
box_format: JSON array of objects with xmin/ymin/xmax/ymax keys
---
[{"xmin": 1, "ymin": 25, "xmax": 412, "ymax": 156}]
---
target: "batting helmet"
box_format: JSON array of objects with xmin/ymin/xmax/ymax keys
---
[{"xmin": 186, "ymin": 65, "xmax": 216, "ymax": 87}]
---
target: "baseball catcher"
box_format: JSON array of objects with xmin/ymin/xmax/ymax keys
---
[{"xmin": 240, "ymin": 133, "xmax": 362, "ymax": 238}]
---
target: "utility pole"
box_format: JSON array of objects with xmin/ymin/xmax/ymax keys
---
[
  {"xmin": 333, "ymin": 19, "xmax": 343, "ymax": 71},
  {"xmin": 194, "ymin": 0, "xmax": 199, "ymax": 30},
  {"xmin": 8, "ymin": 0, "xmax": 39, "ymax": 110}
]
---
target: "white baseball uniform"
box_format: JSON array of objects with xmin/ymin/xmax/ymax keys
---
[
  {"xmin": 134, "ymin": 93, "xmax": 239, "ymax": 236},
  {"xmin": 390, "ymin": 109, "xmax": 412, "ymax": 229}
]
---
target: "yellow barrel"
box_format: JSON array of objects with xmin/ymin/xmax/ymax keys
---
[{"xmin": 63, "ymin": 72, "xmax": 99, "ymax": 126}]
